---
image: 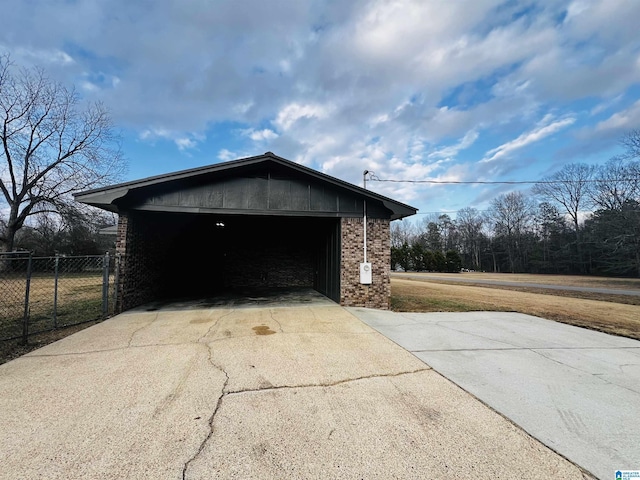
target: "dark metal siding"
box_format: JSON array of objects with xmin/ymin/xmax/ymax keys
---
[
  {"xmin": 125, "ymin": 169, "xmax": 390, "ymax": 218},
  {"xmin": 314, "ymin": 219, "xmax": 340, "ymax": 302}
]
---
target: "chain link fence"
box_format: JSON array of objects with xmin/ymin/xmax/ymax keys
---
[{"xmin": 0, "ymin": 252, "xmax": 119, "ymax": 344}]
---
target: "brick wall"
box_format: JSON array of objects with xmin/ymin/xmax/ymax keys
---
[
  {"xmin": 115, "ymin": 211, "xmax": 166, "ymax": 311},
  {"xmin": 115, "ymin": 212, "xmax": 392, "ymax": 312},
  {"xmin": 340, "ymin": 217, "xmax": 391, "ymax": 309},
  {"xmin": 224, "ymin": 243, "xmax": 314, "ymax": 288},
  {"xmin": 115, "ymin": 211, "xmax": 317, "ymax": 311},
  {"xmin": 114, "ymin": 213, "xmax": 128, "ymax": 312}
]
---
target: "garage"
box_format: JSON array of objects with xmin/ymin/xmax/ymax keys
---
[{"xmin": 75, "ymin": 152, "xmax": 416, "ymax": 311}]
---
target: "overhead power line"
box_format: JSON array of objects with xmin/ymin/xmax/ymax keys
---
[
  {"xmin": 372, "ymin": 178, "xmax": 539, "ymax": 185},
  {"xmin": 369, "ymin": 177, "xmax": 638, "ymax": 185},
  {"xmin": 366, "ymin": 172, "xmax": 638, "ymax": 185}
]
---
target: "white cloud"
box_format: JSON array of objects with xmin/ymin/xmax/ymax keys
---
[
  {"xmin": 274, "ymin": 103, "xmax": 332, "ymax": 131},
  {"xmin": 590, "ymin": 94, "xmax": 623, "ymax": 116},
  {"xmin": 175, "ymin": 138, "xmax": 198, "ymax": 151},
  {"xmin": 217, "ymin": 149, "xmax": 237, "ymax": 162},
  {"xmin": 139, "ymin": 128, "xmax": 203, "ymax": 151},
  {"xmin": 428, "ymin": 131, "xmax": 479, "ymax": 160},
  {"xmin": 139, "ymin": 128, "xmax": 171, "ymax": 141},
  {"xmin": 3, "ymin": 0, "xmax": 640, "ymax": 213},
  {"xmin": 593, "ymin": 100, "xmax": 640, "ymax": 133},
  {"xmin": 242, "ymin": 128, "xmax": 279, "ymax": 142},
  {"xmin": 3, "ymin": 45, "xmax": 75, "ymax": 66},
  {"xmin": 481, "ymin": 116, "xmax": 576, "ymax": 163},
  {"xmin": 81, "ymin": 81, "xmax": 99, "ymax": 92}
]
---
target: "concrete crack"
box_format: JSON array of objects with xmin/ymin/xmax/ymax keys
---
[
  {"xmin": 530, "ymin": 348, "xmax": 640, "ymax": 395},
  {"xmin": 182, "ymin": 344, "xmax": 230, "ymax": 480},
  {"xmin": 25, "ymin": 341, "xmax": 199, "ymax": 358},
  {"xmin": 127, "ymin": 312, "xmax": 159, "ymax": 347},
  {"xmin": 434, "ymin": 321, "xmax": 521, "ymax": 349},
  {"xmin": 225, "ymin": 367, "xmax": 431, "ymax": 396},
  {"xmin": 197, "ymin": 309, "xmax": 235, "ymax": 343},
  {"xmin": 269, "ymin": 308, "xmax": 284, "ymax": 333},
  {"xmin": 412, "ymin": 347, "xmax": 527, "ymax": 352}
]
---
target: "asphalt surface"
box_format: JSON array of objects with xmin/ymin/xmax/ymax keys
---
[
  {"xmin": 349, "ymin": 308, "xmax": 640, "ymax": 480},
  {"xmin": 392, "ymin": 272, "xmax": 640, "ymax": 296},
  {"xmin": 0, "ymin": 294, "xmax": 586, "ymax": 479}
]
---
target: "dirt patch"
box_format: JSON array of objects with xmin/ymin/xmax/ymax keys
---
[
  {"xmin": 0, "ymin": 321, "xmax": 100, "ymax": 365},
  {"xmin": 391, "ymin": 278, "xmax": 640, "ymax": 340}
]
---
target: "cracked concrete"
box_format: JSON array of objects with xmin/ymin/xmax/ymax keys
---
[
  {"xmin": 182, "ymin": 351, "xmax": 230, "ymax": 480},
  {"xmin": 1, "ymin": 302, "xmax": 588, "ymax": 479},
  {"xmin": 350, "ymin": 308, "xmax": 640, "ymax": 480}
]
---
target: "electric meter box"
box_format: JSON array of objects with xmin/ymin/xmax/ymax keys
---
[{"xmin": 360, "ymin": 262, "xmax": 372, "ymax": 284}]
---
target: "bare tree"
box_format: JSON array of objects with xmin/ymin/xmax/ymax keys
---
[
  {"xmin": 390, "ymin": 219, "xmax": 417, "ymax": 248},
  {"xmin": 456, "ymin": 207, "xmax": 484, "ymax": 270},
  {"xmin": 438, "ymin": 214, "xmax": 458, "ymax": 252},
  {"xmin": 591, "ymin": 156, "xmax": 640, "ymax": 210},
  {"xmin": 487, "ymin": 191, "xmax": 536, "ymax": 272},
  {"xmin": 621, "ymin": 129, "xmax": 640, "ymax": 159},
  {"xmin": 0, "ymin": 55, "xmax": 124, "ymax": 251},
  {"xmin": 532, "ymin": 163, "xmax": 596, "ymax": 233},
  {"xmin": 533, "ymin": 163, "xmax": 597, "ymax": 272}
]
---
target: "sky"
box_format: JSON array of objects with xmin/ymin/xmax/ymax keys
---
[{"xmin": 2, "ymin": 0, "xmax": 640, "ymax": 219}]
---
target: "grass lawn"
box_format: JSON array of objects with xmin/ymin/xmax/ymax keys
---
[{"xmin": 391, "ymin": 276, "xmax": 640, "ymax": 340}]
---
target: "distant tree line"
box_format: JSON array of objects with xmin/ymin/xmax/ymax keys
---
[
  {"xmin": 2, "ymin": 207, "xmax": 116, "ymax": 256},
  {"xmin": 391, "ymin": 130, "xmax": 640, "ymax": 278}
]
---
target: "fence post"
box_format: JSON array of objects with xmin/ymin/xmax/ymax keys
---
[
  {"xmin": 102, "ymin": 252, "xmax": 110, "ymax": 318},
  {"xmin": 53, "ymin": 254, "xmax": 60, "ymax": 328},
  {"xmin": 113, "ymin": 253, "xmax": 121, "ymax": 314},
  {"xmin": 22, "ymin": 252, "xmax": 33, "ymax": 346}
]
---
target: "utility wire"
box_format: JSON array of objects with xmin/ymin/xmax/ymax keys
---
[
  {"xmin": 369, "ymin": 177, "xmax": 638, "ymax": 185},
  {"xmin": 366, "ymin": 172, "xmax": 638, "ymax": 185}
]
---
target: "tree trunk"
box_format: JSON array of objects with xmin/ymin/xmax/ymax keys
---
[
  {"xmin": 1, "ymin": 207, "xmax": 19, "ymax": 252},
  {"xmin": 574, "ymin": 226, "xmax": 585, "ymax": 274},
  {"xmin": 2, "ymin": 225, "xmax": 17, "ymax": 252}
]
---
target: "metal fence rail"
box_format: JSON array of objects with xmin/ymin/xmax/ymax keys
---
[{"xmin": 0, "ymin": 252, "xmax": 118, "ymax": 344}]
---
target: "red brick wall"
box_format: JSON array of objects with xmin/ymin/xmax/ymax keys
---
[
  {"xmin": 340, "ymin": 217, "xmax": 391, "ymax": 309},
  {"xmin": 115, "ymin": 212, "xmax": 392, "ymax": 312},
  {"xmin": 115, "ymin": 212, "xmax": 167, "ymax": 311}
]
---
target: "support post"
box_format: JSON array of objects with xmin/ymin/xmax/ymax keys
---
[
  {"xmin": 102, "ymin": 252, "xmax": 110, "ymax": 318},
  {"xmin": 53, "ymin": 254, "xmax": 59, "ymax": 328},
  {"xmin": 22, "ymin": 253, "xmax": 32, "ymax": 346},
  {"xmin": 114, "ymin": 253, "xmax": 121, "ymax": 314}
]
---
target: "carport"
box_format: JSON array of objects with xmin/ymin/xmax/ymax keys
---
[{"xmin": 75, "ymin": 152, "xmax": 416, "ymax": 311}]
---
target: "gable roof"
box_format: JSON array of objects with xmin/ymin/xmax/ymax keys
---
[{"xmin": 74, "ymin": 152, "xmax": 417, "ymax": 220}]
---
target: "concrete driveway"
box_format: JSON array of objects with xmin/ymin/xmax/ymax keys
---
[
  {"xmin": 349, "ymin": 308, "xmax": 640, "ymax": 480},
  {"xmin": 0, "ymin": 298, "xmax": 588, "ymax": 479}
]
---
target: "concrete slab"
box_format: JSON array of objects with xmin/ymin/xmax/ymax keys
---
[
  {"xmin": 187, "ymin": 371, "xmax": 580, "ymax": 479},
  {"xmin": 349, "ymin": 308, "xmax": 640, "ymax": 480},
  {"xmin": 2, "ymin": 343, "xmax": 225, "ymax": 479},
  {"xmin": 1, "ymin": 303, "xmax": 587, "ymax": 479}
]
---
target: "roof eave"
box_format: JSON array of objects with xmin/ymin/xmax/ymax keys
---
[{"xmin": 74, "ymin": 152, "xmax": 418, "ymax": 219}]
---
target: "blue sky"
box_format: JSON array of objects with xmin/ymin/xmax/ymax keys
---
[{"xmin": 2, "ymin": 0, "xmax": 640, "ymax": 217}]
